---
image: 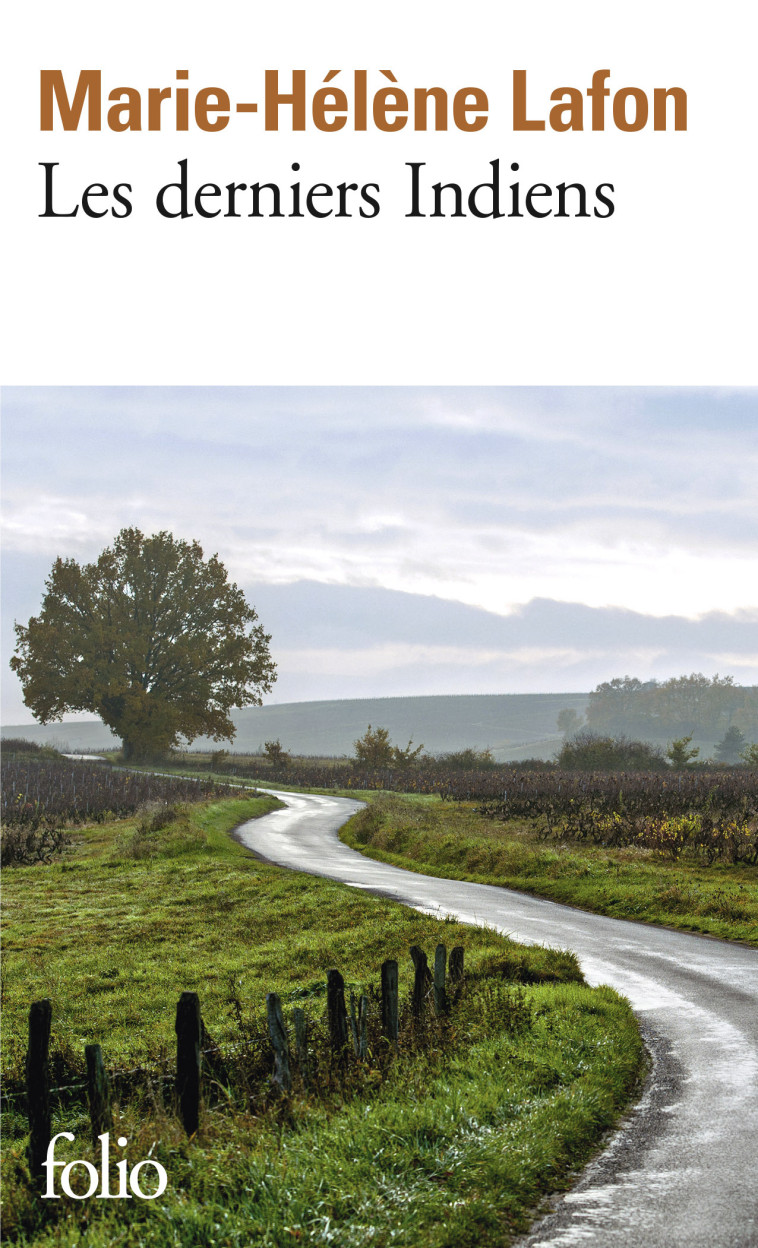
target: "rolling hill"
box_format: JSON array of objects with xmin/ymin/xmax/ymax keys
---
[{"xmin": 1, "ymin": 691, "xmax": 590, "ymax": 760}]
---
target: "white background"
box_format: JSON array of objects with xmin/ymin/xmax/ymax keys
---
[{"xmin": 1, "ymin": 0, "xmax": 756, "ymax": 385}]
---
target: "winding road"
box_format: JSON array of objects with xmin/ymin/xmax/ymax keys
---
[{"xmin": 235, "ymin": 788, "xmax": 758, "ymax": 1247}]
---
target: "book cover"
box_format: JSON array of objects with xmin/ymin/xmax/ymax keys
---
[{"xmin": 2, "ymin": 4, "xmax": 756, "ymax": 1245}]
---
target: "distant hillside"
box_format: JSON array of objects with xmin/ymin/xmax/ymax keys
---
[
  {"xmin": 0, "ymin": 720, "xmax": 120, "ymax": 753},
  {"xmin": 2, "ymin": 692, "xmax": 590, "ymax": 761}
]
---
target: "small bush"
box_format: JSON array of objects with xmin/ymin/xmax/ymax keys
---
[
  {"xmin": 557, "ymin": 731, "xmax": 667, "ymax": 772},
  {"xmin": 117, "ymin": 803, "xmax": 207, "ymax": 860},
  {"xmin": 1, "ymin": 737, "xmax": 63, "ymax": 761},
  {"xmin": 1, "ymin": 737, "xmax": 45, "ymax": 754},
  {"xmin": 435, "ymin": 748, "xmax": 497, "ymax": 770},
  {"xmin": 138, "ymin": 801, "xmax": 182, "ymax": 834},
  {"xmin": 0, "ymin": 822, "xmax": 70, "ymax": 867}
]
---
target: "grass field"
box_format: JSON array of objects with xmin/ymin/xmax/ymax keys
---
[
  {"xmin": 342, "ymin": 796, "xmax": 758, "ymax": 946},
  {"xmin": 100, "ymin": 762, "xmax": 758, "ymax": 944},
  {"xmin": 1, "ymin": 793, "xmax": 644, "ymax": 1247}
]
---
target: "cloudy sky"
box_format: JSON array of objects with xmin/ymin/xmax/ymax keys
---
[{"xmin": 2, "ymin": 386, "xmax": 756, "ymax": 722}]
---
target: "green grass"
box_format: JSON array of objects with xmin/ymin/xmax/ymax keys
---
[
  {"xmin": 2, "ymin": 795, "xmax": 644, "ymax": 1246},
  {"xmin": 342, "ymin": 796, "xmax": 758, "ymax": 945}
]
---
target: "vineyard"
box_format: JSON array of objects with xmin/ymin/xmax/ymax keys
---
[
  {"xmin": 1, "ymin": 758, "xmax": 238, "ymax": 830},
  {"xmin": 3, "ymin": 751, "xmax": 757, "ymax": 867},
  {"xmin": 476, "ymin": 768, "xmax": 758, "ymax": 865},
  {"xmin": 183, "ymin": 754, "xmax": 560, "ymax": 799},
  {"xmin": 187, "ymin": 754, "xmax": 758, "ymax": 866}
]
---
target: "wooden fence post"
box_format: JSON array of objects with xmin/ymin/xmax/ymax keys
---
[
  {"xmin": 349, "ymin": 992, "xmax": 360, "ymax": 1056},
  {"xmin": 434, "ymin": 943, "xmax": 447, "ymax": 1016},
  {"xmin": 409, "ymin": 946, "xmax": 430, "ymax": 1019},
  {"xmin": 358, "ymin": 995, "xmax": 369, "ymax": 1059},
  {"xmin": 449, "ymin": 946, "xmax": 464, "ymax": 984},
  {"xmin": 26, "ymin": 999, "xmax": 52, "ymax": 1184},
  {"xmin": 266, "ymin": 993, "xmax": 292, "ymax": 1093},
  {"xmin": 381, "ymin": 960, "xmax": 399, "ymax": 1047},
  {"xmin": 175, "ymin": 992, "xmax": 202, "ymax": 1136},
  {"xmin": 348, "ymin": 993, "xmax": 369, "ymax": 1059},
  {"xmin": 326, "ymin": 969, "xmax": 349, "ymax": 1056},
  {"xmin": 85, "ymin": 1043, "xmax": 112, "ymax": 1148},
  {"xmin": 293, "ymin": 1007, "xmax": 309, "ymax": 1081}
]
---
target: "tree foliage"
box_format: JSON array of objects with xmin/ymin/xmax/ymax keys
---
[
  {"xmin": 714, "ymin": 725, "xmax": 747, "ymax": 765},
  {"xmin": 391, "ymin": 737, "xmax": 426, "ymax": 769},
  {"xmin": 556, "ymin": 708, "xmax": 583, "ymax": 738},
  {"xmin": 353, "ymin": 725, "xmax": 394, "ymax": 767},
  {"xmin": 10, "ymin": 529, "xmax": 276, "ymax": 761},
  {"xmin": 263, "ymin": 739, "xmax": 290, "ymax": 767},
  {"xmin": 665, "ymin": 736, "xmax": 700, "ymax": 769},
  {"xmin": 586, "ymin": 672, "xmax": 758, "ymax": 740},
  {"xmin": 353, "ymin": 725, "xmax": 424, "ymax": 769}
]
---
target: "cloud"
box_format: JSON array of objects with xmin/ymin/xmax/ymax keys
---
[
  {"xmin": 2, "ymin": 386, "xmax": 756, "ymax": 720},
  {"xmin": 4, "ymin": 568, "xmax": 757, "ymax": 723},
  {"xmin": 235, "ymin": 583, "xmax": 758, "ymax": 699}
]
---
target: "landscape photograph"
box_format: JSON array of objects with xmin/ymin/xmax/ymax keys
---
[{"xmin": 1, "ymin": 386, "xmax": 757, "ymax": 1247}]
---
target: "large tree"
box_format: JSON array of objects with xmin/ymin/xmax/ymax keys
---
[{"xmin": 10, "ymin": 528, "xmax": 276, "ymax": 760}]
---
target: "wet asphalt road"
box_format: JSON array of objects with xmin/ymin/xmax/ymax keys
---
[{"xmin": 235, "ymin": 788, "xmax": 758, "ymax": 1248}]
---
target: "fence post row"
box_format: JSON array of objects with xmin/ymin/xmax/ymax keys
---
[
  {"xmin": 175, "ymin": 991, "xmax": 202, "ymax": 1136},
  {"xmin": 23, "ymin": 945, "xmax": 468, "ymax": 1151},
  {"xmin": 26, "ymin": 999, "xmax": 52, "ymax": 1185}
]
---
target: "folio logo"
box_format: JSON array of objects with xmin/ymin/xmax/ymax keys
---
[{"xmin": 43, "ymin": 1133, "xmax": 167, "ymax": 1200}]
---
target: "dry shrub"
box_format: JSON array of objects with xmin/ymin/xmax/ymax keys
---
[{"xmin": 0, "ymin": 821, "xmax": 70, "ymax": 867}]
